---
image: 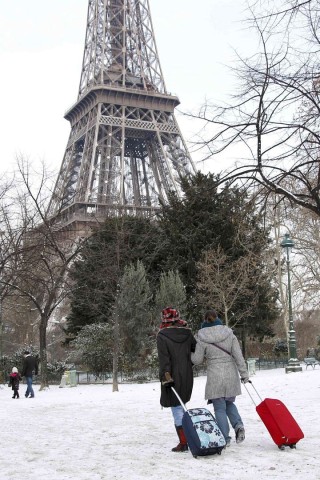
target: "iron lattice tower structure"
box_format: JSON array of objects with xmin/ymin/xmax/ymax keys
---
[{"xmin": 49, "ymin": 0, "xmax": 195, "ymax": 228}]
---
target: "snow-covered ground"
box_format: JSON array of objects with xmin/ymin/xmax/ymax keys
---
[{"xmin": 0, "ymin": 368, "xmax": 319, "ymax": 480}]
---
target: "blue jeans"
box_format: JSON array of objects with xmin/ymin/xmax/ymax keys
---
[
  {"xmin": 211, "ymin": 397, "xmax": 243, "ymax": 442},
  {"xmin": 171, "ymin": 405, "xmax": 184, "ymax": 427},
  {"xmin": 25, "ymin": 376, "xmax": 34, "ymax": 397}
]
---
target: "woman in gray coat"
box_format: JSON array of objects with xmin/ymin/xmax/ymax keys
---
[{"xmin": 191, "ymin": 309, "xmax": 249, "ymax": 447}]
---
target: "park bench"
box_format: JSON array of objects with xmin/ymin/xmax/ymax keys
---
[{"xmin": 303, "ymin": 357, "xmax": 320, "ymax": 369}]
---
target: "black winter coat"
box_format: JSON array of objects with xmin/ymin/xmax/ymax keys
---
[
  {"xmin": 9, "ymin": 373, "xmax": 21, "ymax": 390},
  {"xmin": 157, "ymin": 326, "xmax": 196, "ymax": 408},
  {"xmin": 21, "ymin": 355, "xmax": 38, "ymax": 377}
]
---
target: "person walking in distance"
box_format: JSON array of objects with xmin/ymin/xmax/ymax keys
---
[
  {"xmin": 21, "ymin": 350, "xmax": 38, "ymax": 398},
  {"xmin": 157, "ymin": 307, "xmax": 196, "ymax": 452},
  {"xmin": 191, "ymin": 309, "xmax": 249, "ymax": 447},
  {"xmin": 9, "ymin": 367, "xmax": 22, "ymax": 399}
]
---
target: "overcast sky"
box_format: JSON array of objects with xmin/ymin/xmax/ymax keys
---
[{"xmin": 0, "ymin": 0, "xmax": 252, "ymax": 175}]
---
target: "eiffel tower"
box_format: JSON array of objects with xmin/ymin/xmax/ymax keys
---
[{"xmin": 49, "ymin": 0, "xmax": 195, "ymax": 230}]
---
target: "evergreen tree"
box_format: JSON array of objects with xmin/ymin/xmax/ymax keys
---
[
  {"xmin": 154, "ymin": 270, "xmax": 187, "ymax": 320},
  {"xmin": 70, "ymin": 323, "xmax": 113, "ymax": 377},
  {"xmin": 67, "ymin": 216, "xmax": 160, "ymax": 335},
  {"xmin": 115, "ymin": 260, "xmax": 152, "ymax": 372},
  {"xmin": 67, "ymin": 173, "xmax": 279, "ymax": 354},
  {"xmin": 158, "ymin": 172, "xmax": 253, "ymax": 291},
  {"xmin": 157, "ymin": 172, "xmax": 278, "ymax": 334}
]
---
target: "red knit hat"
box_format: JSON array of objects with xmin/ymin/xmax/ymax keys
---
[{"xmin": 160, "ymin": 307, "xmax": 187, "ymax": 329}]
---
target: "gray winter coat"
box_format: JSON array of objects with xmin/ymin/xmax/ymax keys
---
[{"xmin": 191, "ymin": 325, "xmax": 249, "ymax": 400}]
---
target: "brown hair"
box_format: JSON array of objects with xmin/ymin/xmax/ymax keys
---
[{"xmin": 204, "ymin": 309, "xmax": 218, "ymax": 322}]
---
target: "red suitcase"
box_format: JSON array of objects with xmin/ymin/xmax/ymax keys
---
[
  {"xmin": 256, "ymin": 398, "xmax": 304, "ymax": 449},
  {"xmin": 245, "ymin": 383, "xmax": 304, "ymax": 450}
]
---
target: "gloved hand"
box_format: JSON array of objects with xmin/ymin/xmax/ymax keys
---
[
  {"xmin": 241, "ymin": 377, "xmax": 251, "ymax": 384},
  {"xmin": 161, "ymin": 372, "xmax": 175, "ymax": 388}
]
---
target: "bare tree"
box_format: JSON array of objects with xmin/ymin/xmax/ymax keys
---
[
  {"xmin": 196, "ymin": 246, "xmax": 257, "ymax": 327},
  {"xmin": 289, "ymin": 210, "xmax": 320, "ymax": 310},
  {"xmin": 258, "ymin": 186, "xmax": 320, "ymax": 359},
  {"xmin": 295, "ymin": 309, "xmax": 320, "ymax": 358},
  {"xmin": 264, "ymin": 188, "xmax": 320, "ymax": 307},
  {"xmin": 191, "ymin": 0, "xmax": 320, "ymax": 216},
  {"xmin": 0, "ymin": 175, "xmax": 30, "ymax": 361},
  {"xmin": 1, "ymin": 157, "xmax": 86, "ymax": 389}
]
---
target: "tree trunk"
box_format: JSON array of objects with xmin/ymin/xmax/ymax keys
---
[
  {"xmin": 112, "ymin": 315, "xmax": 120, "ymax": 392},
  {"xmin": 39, "ymin": 314, "xmax": 49, "ymax": 390},
  {"xmin": 241, "ymin": 323, "xmax": 247, "ymax": 359}
]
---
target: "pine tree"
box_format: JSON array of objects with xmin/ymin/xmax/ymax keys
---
[
  {"xmin": 154, "ymin": 270, "xmax": 187, "ymax": 319},
  {"xmin": 114, "ymin": 261, "xmax": 153, "ymax": 373}
]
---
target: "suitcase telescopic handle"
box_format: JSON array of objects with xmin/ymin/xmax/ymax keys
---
[
  {"xmin": 243, "ymin": 381, "xmax": 263, "ymax": 406},
  {"xmin": 171, "ymin": 387, "xmax": 188, "ymax": 412}
]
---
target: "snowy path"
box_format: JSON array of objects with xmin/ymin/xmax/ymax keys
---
[{"xmin": 0, "ymin": 368, "xmax": 319, "ymax": 480}]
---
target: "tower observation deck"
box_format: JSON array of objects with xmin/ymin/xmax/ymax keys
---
[{"xmin": 48, "ymin": 0, "xmax": 196, "ymax": 231}]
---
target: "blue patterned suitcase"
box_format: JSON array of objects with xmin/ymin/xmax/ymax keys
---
[
  {"xmin": 182, "ymin": 407, "xmax": 226, "ymax": 457},
  {"xmin": 171, "ymin": 388, "xmax": 226, "ymax": 457}
]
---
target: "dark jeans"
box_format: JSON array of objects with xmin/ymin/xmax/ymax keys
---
[{"xmin": 25, "ymin": 376, "xmax": 34, "ymax": 397}]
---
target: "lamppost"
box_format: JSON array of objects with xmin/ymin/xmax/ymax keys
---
[{"xmin": 280, "ymin": 233, "xmax": 302, "ymax": 373}]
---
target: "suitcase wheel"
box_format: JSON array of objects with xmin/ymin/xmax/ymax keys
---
[
  {"xmin": 289, "ymin": 444, "xmax": 296, "ymax": 449},
  {"xmin": 278, "ymin": 445, "xmax": 286, "ymax": 451}
]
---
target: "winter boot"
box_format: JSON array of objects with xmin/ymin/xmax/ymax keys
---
[
  {"xmin": 224, "ymin": 438, "xmax": 231, "ymax": 448},
  {"xmin": 172, "ymin": 425, "xmax": 188, "ymax": 452},
  {"xmin": 236, "ymin": 426, "xmax": 245, "ymax": 444}
]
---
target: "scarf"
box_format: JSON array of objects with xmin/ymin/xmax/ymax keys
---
[{"xmin": 200, "ymin": 318, "xmax": 223, "ymax": 329}]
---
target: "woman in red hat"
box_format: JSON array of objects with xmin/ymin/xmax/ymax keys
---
[{"xmin": 157, "ymin": 307, "xmax": 196, "ymax": 452}]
